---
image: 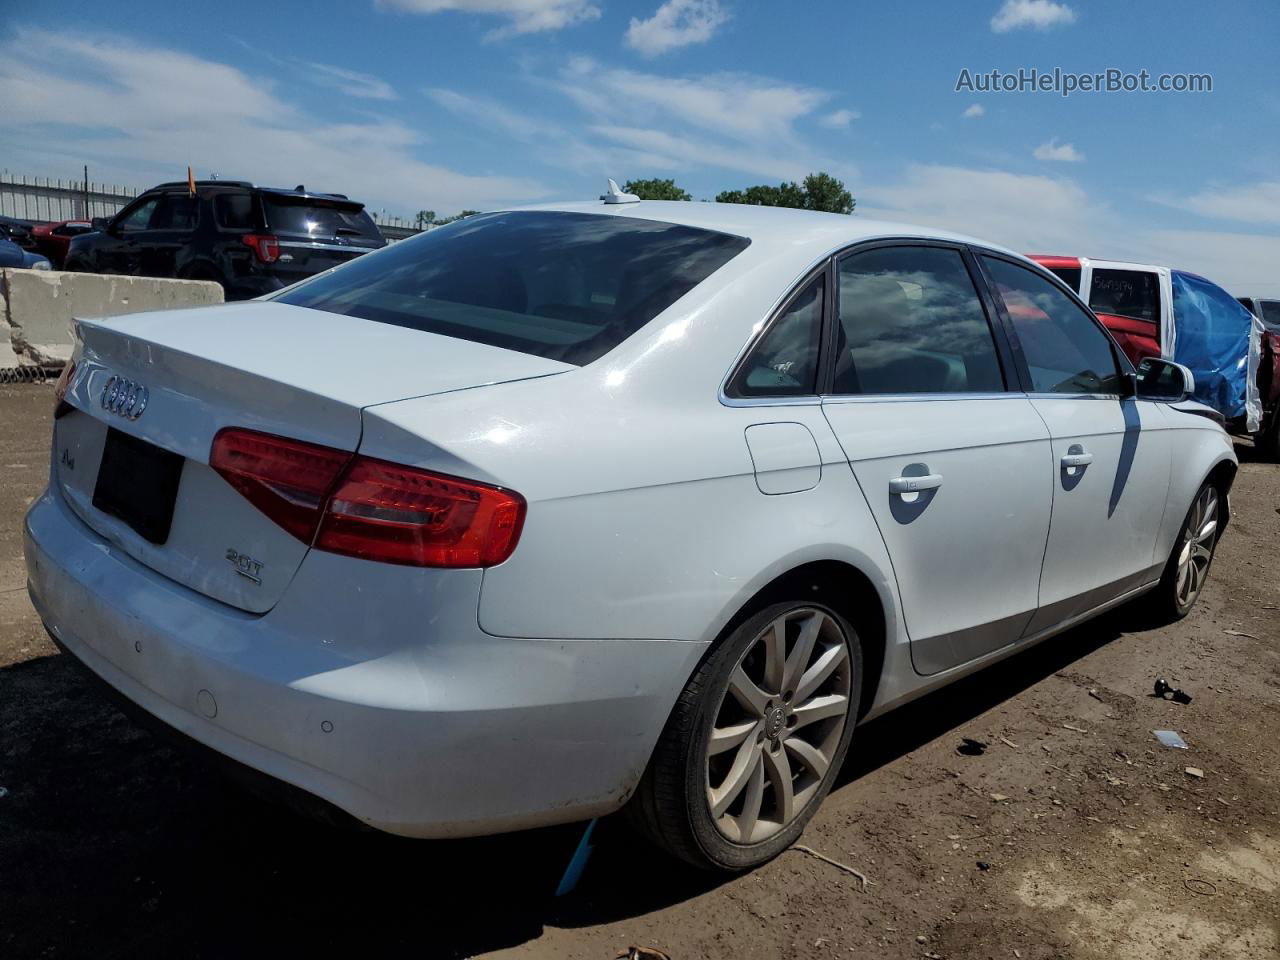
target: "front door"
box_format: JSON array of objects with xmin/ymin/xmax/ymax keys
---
[
  {"xmin": 97, "ymin": 196, "xmax": 159, "ymax": 274},
  {"xmin": 821, "ymin": 243, "xmax": 1053, "ymax": 675},
  {"xmin": 979, "ymin": 254, "xmax": 1172, "ymax": 634}
]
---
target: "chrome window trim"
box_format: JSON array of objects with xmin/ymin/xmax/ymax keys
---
[
  {"xmin": 721, "ymin": 393, "xmax": 822, "ymax": 408},
  {"xmin": 820, "ymin": 391, "xmax": 1023, "ymax": 405},
  {"xmin": 277, "ymin": 240, "xmax": 381, "ymax": 253}
]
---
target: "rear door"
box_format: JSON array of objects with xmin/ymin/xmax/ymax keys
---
[
  {"xmin": 260, "ymin": 193, "xmax": 385, "ymax": 284},
  {"xmin": 820, "ymin": 242, "xmax": 1053, "ymax": 675},
  {"xmin": 980, "ymin": 253, "xmax": 1171, "ymax": 634}
]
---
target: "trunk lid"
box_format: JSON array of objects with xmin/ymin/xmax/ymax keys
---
[{"xmin": 55, "ymin": 301, "xmax": 570, "ymax": 612}]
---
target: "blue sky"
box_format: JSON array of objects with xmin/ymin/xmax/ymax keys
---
[{"xmin": 2, "ymin": 0, "xmax": 1278, "ymax": 292}]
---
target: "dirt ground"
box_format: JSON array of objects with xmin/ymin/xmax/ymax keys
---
[{"xmin": 1, "ymin": 380, "xmax": 1277, "ymax": 960}]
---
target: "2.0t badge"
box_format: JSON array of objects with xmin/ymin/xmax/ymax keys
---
[{"xmin": 226, "ymin": 548, "xmax": 264, "ymax": 585}]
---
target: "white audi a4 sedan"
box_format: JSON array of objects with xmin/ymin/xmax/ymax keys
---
[{"xmin": 26, "ymin": 197, "xmax": 1235, "ymax": 870}]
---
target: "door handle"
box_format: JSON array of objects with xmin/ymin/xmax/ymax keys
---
[
  {"xmin": 889, "ymin": 474, "xmax": 943, "ymax": 495},
  {"xmin": 1060, "ymin": 451, "xmax": 1094, "ymax": 468}
]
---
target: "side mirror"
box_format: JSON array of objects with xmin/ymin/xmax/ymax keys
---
[
  {"xmin": 1135, "ymin": 357, "xmax": 1194, "ymax": 403},
  {"xmin": 90, "ymin": 217, "xmax": 108, "ymax": 231}
]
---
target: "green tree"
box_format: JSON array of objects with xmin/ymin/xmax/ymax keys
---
[
  {"xmin": 622, "ymin": 178, "xmax": 692, "ymax": 201},
  {"xmin": 433, "ymin": 209, "xmax": 481, "ymax": 225},
  {"xmin": 801, "ymin": 172, "xmax": 855, "ymax": 214},
  {"xmin": 416, "ymin": 209, "xmax": 436, "ymax": 230},
  {"xmin": 715, "ymin": 172, "xmax": 854, "ymax": 214}
]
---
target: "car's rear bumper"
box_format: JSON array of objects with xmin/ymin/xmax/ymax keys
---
[{"xmin": 24, "ymin": 485, "xmax": 705, "ymax": 837}]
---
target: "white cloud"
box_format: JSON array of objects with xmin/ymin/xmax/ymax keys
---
[
  {"xmin": 376, "ymin": 0, "xmax": 599, "ymax": 35},
  {"xmin": 962, "ymin": 103, "xmax": 986, "ymax": 118},
  {"xmin": 625, "ymin": 0, "xmax": 730, "ymax": 57},
  {"xmin": 423, "ymin": 87, "xmax": 549, "ymax": 140},
  {"xmin": 1154, "ymin": 180, "xmax": 1280, "ymax": 226},
  {"xmin": 0, "ymin": 29, "xmax": 544, "ymax": 215},
  {"xmin": 554, "ymin": 59, "xmax": 846, "ymax": 182},
  {"xmin": 1033, "ymin": 138, "xmax": 1085, "ymax": 162},
  {"xmin": 307, "ymin": 62, "xmax": 396, "ymax": 100},
  {"xmin": 990, "ymin": 0, "xmax": 1076, "ymax": 33},
  {"xmin": 819, "ymin": 108, "xmax": 860, "ymax": 130},
  {"xmin": 1138, "ymin": 230, "xmax": 1280, "ymax": 298}
]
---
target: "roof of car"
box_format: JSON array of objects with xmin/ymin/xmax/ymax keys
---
[{"xmin": 505, "ymin": 199, "xmax": 1024, "ymax": 262}]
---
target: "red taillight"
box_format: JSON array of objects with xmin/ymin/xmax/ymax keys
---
[
  {"xmin": 211, "ymin": 429, "xmax": 350, "ymax": 543},
  {"xmin": 209, "ymin": 429, "xmax": 526, "ymax": 568},
  {"xmin": 242, "ymin": 234, "xmax": 280, "ymax": 264}
]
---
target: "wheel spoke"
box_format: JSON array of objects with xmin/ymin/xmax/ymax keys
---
[
  {"xmin": 1196, "ymin": 519, "xmax": 1218, "ymax": 545},
  {"xmin": 709, "ymin": 719, "xmax": 760, "ymax": 757},
  {"xmin": 1192, "ymin": 543, "xmax": 1212, "ymax": 565},
  {"xmin": 782, "ymin": 611, "xmax": 821, "ymax": 695},
  {"xmin": 793, "ymin": 643, "xmax": 847, "ymax": 705},
  {"xmin": 728, "ymin": 665, "xmax": 770, "ymax": 718},
  {"xmin": 762, "ymin": 619, "xmax": 786, "ymax": 694},
  {"xmin": 790, "ymin": 693, "xmax": 848, "ymax": 732},
  {"xmin": 710, "ymin": 734, "xmax": 762, "ymax": 818},
  {"xmin": 732, "ymin": 754, "xmax": 766, "ymax": 842},
  {"xmin": 761, "ymin": 742, "xmax": 794, "ymax": 825},
  {"xmin": 784, "ymin": 736, "xmax": 830, "ymax": 780}
]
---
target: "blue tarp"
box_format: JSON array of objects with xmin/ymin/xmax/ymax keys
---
[{"xmin": 1171, "ymin": 270, "xmax": 1261, "ymax": 429}]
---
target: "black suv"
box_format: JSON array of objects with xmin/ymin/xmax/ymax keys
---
[{"xmin": 65, "ymin": 181, "xmax": 386, "ymax": 300}]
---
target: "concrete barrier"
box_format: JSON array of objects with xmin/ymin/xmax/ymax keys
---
[{"xmin": 1, "ymin": 270, "xmax": 224, "ymax": 370}]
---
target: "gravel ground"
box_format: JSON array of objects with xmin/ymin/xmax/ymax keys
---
[{"xmin": 1, "ymin": 381, "xmax": 1277, "ymax": 960}]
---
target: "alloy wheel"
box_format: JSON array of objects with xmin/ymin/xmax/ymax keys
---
[
  {"xmin": 1176, "ymin": 485, "xmax": 1218, "ymax": 608},
  {"xmin": 704, "ymin": 607, "xmax": 853, "ymax": 845}
]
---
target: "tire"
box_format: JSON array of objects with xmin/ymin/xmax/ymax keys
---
[
  {"xmin": 1140, "ymin": 480, "xmax": 1222, "ymax": 624},
  {"xmin": 628, "ymin": 601, "xmax": 862, "ymax": 871}
]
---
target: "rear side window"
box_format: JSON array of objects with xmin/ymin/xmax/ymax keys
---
[
  {"xmin": 984, "ymin": 256, "xmax": 1123, "ymax": 395},
  {"xmin": 277, "ymin": 211, "xmax": 751, "ymax": 366},
  {"xmin": 1089, "ymin": 268, "xmax": 1160, "ymax": 324},
  {"xmin": 729, "ymin": 274, "xmax": 823, "ymax": 397},
  {"xmin": 832, "ymin": 246, "xmax": 1005, "ymax": 395},
  {"xmin": 152, "ymin": 195, "xmax": 199, "ymax": 231},
  {"xmin": 262, "ymin": 197, "xmax": 381, "ymax": 243},
  {"xmin": 215, "ymin": 194, "xmax": 255, "ymax": 230}
]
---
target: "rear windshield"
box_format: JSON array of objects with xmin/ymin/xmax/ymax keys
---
[
  {"xmin": 276, "ymin": 211, "xmax": 751, "ymax": 366},
  {"xmin": 1261, "ymin": 300, "xmax": 1280, "ymax": 332},
  {"xmin": 1046, "ymin": 267, "xmax": 1081, "ymax": 292},
  {"xmin": 262, "ymin": 196, "xmax": 381, "ymax": 244},
  {"xmin": 1089, "ymin": 268, "xmax": 1160, "ymax": 324}
]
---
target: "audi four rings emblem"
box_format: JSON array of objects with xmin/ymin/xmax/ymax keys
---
[{"xmin": 100, "ymin": 375, "xmax": 150, "ymax": 420}]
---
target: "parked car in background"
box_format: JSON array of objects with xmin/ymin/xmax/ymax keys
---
[
  {"xmin": 1029, "ymin": 255, "xmax": 1269, "ymax": 452},
  {"xmin": 30, "ymin": 219, "xmax": 94, "ymax": 269},
  {"xmin": 0, "ymin": 234, "xmax": 52, "ymax": 270},
  {"xmin": 28, "ymin": 199, "xmax": 1236, "ymax": 872},
  {"xmin": 1235, "ymin": 296, "xmax": 1280, "ymax": 456},
  {"xmin": 0, "ymin": 214, "xmax": 38, "ymax": 250},
  {"xmin": 64, "ymin": 181, "xmax": 386, "ymax": 300}
]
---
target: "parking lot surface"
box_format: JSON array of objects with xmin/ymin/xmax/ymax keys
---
[{"xmin": 1, "ymin": 381, "xmax": 1277, "ymax": 960}]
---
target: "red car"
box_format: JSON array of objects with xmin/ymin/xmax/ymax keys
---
[{"xmin": 30, "ymin": 219, "xmax": 95, "ymax": 269}]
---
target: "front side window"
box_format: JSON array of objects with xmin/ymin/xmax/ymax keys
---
[
  {"xmin": 729, "ymin": 274, "xmax": 823, "ymax": 397},
  {"xmin": 278, "ymin": 211, "xmax": 751, "ymax": 366},
  {"xmin": 1089, "ymin": 268, "xmax": 1160, "ymax": 324},
  {"xmin": 152, "ymin": 195, "xmax": 199, "ymax": 231},
  {"xmin": 984, "ymin": 256, "xmax": 1123, "ymax": 395},
  {"xmin": 116, "ymin": 198, "xmax": 159, "ymax": 232},
  {"xmin": 832, "ymin": 246, "xmax": 1005, "ymax": 395}
]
